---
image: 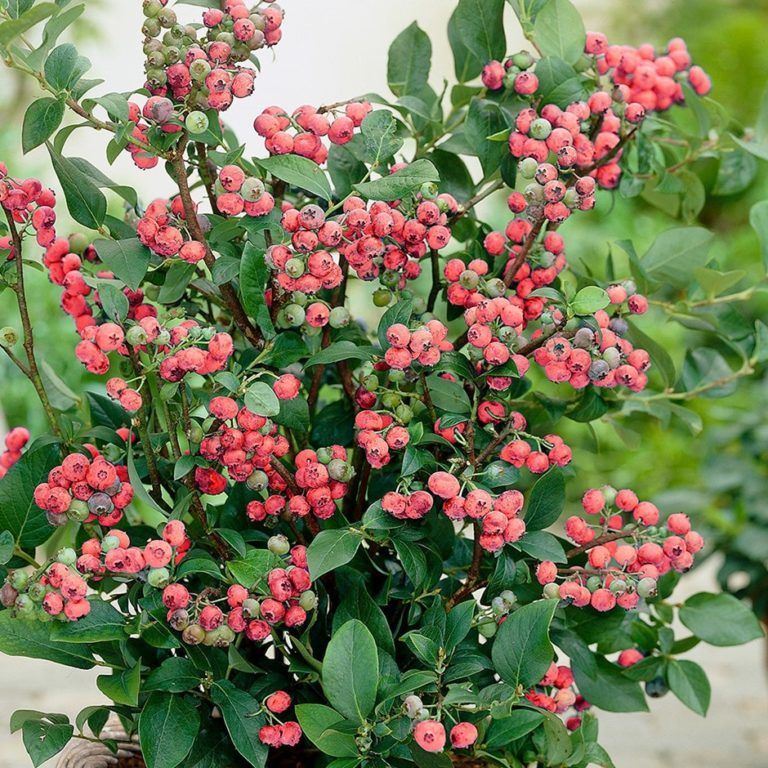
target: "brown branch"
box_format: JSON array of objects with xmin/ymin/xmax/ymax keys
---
[
  {"xmin": 446, "ymin": 522, "xmax": 484, "ymax": 610},
  {"xmin": 566, "ymin": 528, "xmax": 635, "ymax": 559},
  {"xmin": 4, "ymin": 213, "xmax": 61, "ymax": 437},
  {"xmin": 427, "ymin": 248, "xmax": 441, "ymax": 312}
]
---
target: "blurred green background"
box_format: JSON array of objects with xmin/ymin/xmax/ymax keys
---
[{"xmin": 0, "ymin": 0, "xmax": 766, "ymax": 622}]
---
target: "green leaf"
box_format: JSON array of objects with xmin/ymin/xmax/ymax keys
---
[
  {"xmin": 572, "ymin": 656, "xmax": 648, "ymax": 712},
  {"xmin": 306, "ymin": 341, "xmax": 376, "ymax": 366},
  {"xmin": 307, "ymin": 528, "xmax": 363, "ymax": 580},
  {"xmin": 535, "ymin": 57, "xmax": 587, "ymax": 108},
  {"xmin": 452, "ymin": 0, "xmax": 506, "ymax": 69},
  {"xmin": 0, "ymin": 3, "xmax": 58, "ymax": 46},
  {"xmin": 210, "ymin": 681, "xmax": 268, "ymax": 768},
  {"xmin": 361, "ymin": 110, "xmax": 404, "ymax": 165},
  {"xmin": 387, "ymin": 22, "xmax": 432, "ymax": 98},
  {"xmin": 145, "ymin": 657, "xmax": 201, "ymax": 693},
  {"xmin": 96, "ymin": 661, "xmax": 141, "ymax": 706},
  {"xmin": 127, "ymin": 442, "xmax": 165, "ymax": 517},
  {"xmin": 492, "ymin": 600, "xmax": 558, "ymax": 688},
  {"xmin": 139, "ymin": 693, "xmax": 199, "ymax": 768},
  {"xmin": 240, "ymin": 242, "xmax": 275, "ymax": 338},
  {"xmin": 515, "ymin": 530, "xmax": 567, "ymax": 563},
  {"xmin": 533, "ymin": 0, "xmax": 586, "ymax": 65},
  {"xmin": 22, "ymin": 718, "xmax": 74, "ymax": 767},
  {"xmin": 50, "ymin": 599, "xmax": 127, "ymax": 643},
  {"xmin": 447, "ymin": 7, "xmax": 483, "ymax": 82},
  {"xmin": 44, "ymin": 43, "xmax": 90, "ymax": 91},
  {"xmin": 667, "ymin": 659, "xmax": 710, "ymax": 716},
  {"xmin": 226, "ymin": 549, "xmax": 281, "ymax": 589},
  {"xmin": 642, "ymin": 227, "xmax": 714, "ymax": 287},
  {"xmin": 425, "ymin": 373, "xmax": 471, "ymax": 413},
  {"xmin": 749, "ymin": 200, "xmax": 768, "ymax": 271},
  {"xmin": 355, "ymin": 158, "xmax": 440, "ymax": 201},
  {"xmin": 393, "ymin": 538, "xmax": 429, "ymax": 589},
  {"xmin": 295, "ymin": 704, "xmax": 358, "ymax": 758},
  {"xmin": 22, "ymin": 98, "xmax": 64, "ymax": 153},
  {"xmin": 0, "ymin": 530, "xmax": 14, "ymax": 565},
  {"xmin": 47, "ymin": 145, "xmax": 107, "ymax": 229},
  {"xmin": 257, "ymin": 154, "xmax": 332, "ymax": 201},
  {"xmin": 322, "ymin": 619, "xmax": 379, "ymax": 723},
  {"xmin": 524, "ymin": 469, "xmax": 565, "ymax": 531},
  {"xmin": 627, "ymin": 320, "xmax": 676, "ymax": 389},
  {"xmin": 571, "ymin": 286, "xmax": 609, "ymax": 315},
  {"xmin": 464, "ymin": 98, "xmax": 509, "ymax": 178},
  {"xmin": 485, "ymin": 709, "xmax": 546, "ymax": 750},
  {"xmin": 679, "ymin": 592, "xmax": 764, "ymax": 646},
  {"xmin": 98, "ymin": 281, "xmax": 129, "ymax": 322},
  {"xmin": 158, "ymin": 261, "xmax": 195, "ymax": 304},
  {"xmin": 334, "ymin": 582, "xmax": 395, "ymax": 656},
  {"xmin": 0, "ymin": 613, "xmax": 95, "ymax": 669},
  {"xmin": 92, "ymin": 238, "xmax": 150, "ymax": 291},
  {"xmin": 0, "ymin": 444, "xmax": 59, "ymax": 548},
  {"xmin": 244, "ymin": 381, "xmax": 280, "ymax": 417},
  {"xmin": 275, "ymin": 396, "xmax": 310, "ymax": 432}
]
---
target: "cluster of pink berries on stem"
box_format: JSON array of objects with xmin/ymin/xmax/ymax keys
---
[{"xmin": 0, "ymin": 427, "xmax": 29, "ymax": 479}]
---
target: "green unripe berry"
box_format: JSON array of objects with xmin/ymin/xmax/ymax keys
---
[
  {"xmin": 543, "ymin": 582, "xmax": 561, "ymax": 600},
  {"xmin": 56, "ymin": 548, "xmax": 77, "ymax": 567},
  {"xmin": 363, "ymin": 374, "xmax": 378, "ymax": 392},
  {"xmin": 241, "ymin": 177, "xmax": 265, "ymax": 202},
  {"xmin": 268, "ymin": 534, "xmax": 290, "ymax": 556},
  {"xmin": 373, "ymin": 289, "xmax": 391, "ymax": 307},
  {"xmin": 181, "ymin": 624, "xmax": 206, "ymax": 645},
  {"xmin": 477, "ymin": 620, "xmax": 498, "ymax": 638},
  {"xmin": 511, "ymin": 50, "xmax": 535, "ymax": 69},
  {"xmin": 380, "ymin": 269, "xmax": 400, "ymax": 289},
  {"xmin": 637, "ymin": 577, "xmax": 657, "ymax": 599},
  {"xmin": 395, "ymin": 404, "xmax": 413, "ymax": 424},
  {"xmin": 9, "ymin": 570, "xmax": 29, "ymax": 591},
  {"xmin": 500, "ymin": 590, "xmax": 517, "ymax": 608},
  {"xmin": 329, "ymin": 306, "xmax": 351, "ymax": 328},
  {"xmin": 102, "ymin": 535, "xmax": 121, "ymax": 552},
  {"xmin": 529, "ymin": 118, "xmax": 552, "ymax": 141},
  {"xmin": 283, "ymin": 304, "xmax": 306, "ymax": 328},
  {"xmin": 285, "ymin": 258, "xmax": 305, "ymax": 278},
  {"xmin": 420, "ymin": 182, "xmax": 438, "ymax": 199},
  {"xmin": 328, "ymin": 458, "xmax": 354, "ymax": 483},
  {"xmin": 189, "ymin": 59, "xmax": 212, "ymax": 82},
  {"xmin": 404, "ymin": 695, "xmax": 423, "ymax": 718},
  {"xmin": 601, "ymin": 485, "xmax": 617, "ymax": 505},
  {"xmin": 148, "ymin": 567, "xmax": 170, "ymax": 588},
  {"xmin": 126, "ymin": 325, "xmax": 149, "ymax": 346},
  {"xmin": 381, "ymin": 392, "xmax": 401, "ymax": 409},
  {"xmin": 586, "ymin": 575, "xmax": 602, "ymax": 592},
  {"xmin": 143, "ymin": 0, "xmax": 163, "ymax": 18},
  {"xmin": 142, "ymin": 18, "xmax": 161, "ymax": 37},
  {"xmin": 246, "ymin": 470, "xmax": 269, "ymax": 492},
  {"xmin": 491, "ymin": 596, "xmax": 507, "ymax": 615},
  {"xmin": 610, "ymin": 579, "xmax": 627, "ymax": 595},
  {"xmin": 459, "ymin": 269, "xmax": 480, "ymax": 290},
  {"xmin": 388, "ymin": 369, "xmax": 406, "ymax": 383},
  {"xmin": 15, "ymin": 594, "xmax": 34, "ymax": 614},
  {"xmin": 316, "ymin": 447, "xmax": 333, "ymax": 464},
  {"xmin": 242, "ymin": 598, "xmax": 260, "ymax": 618},
  {"xmin": 28, "ymin": 582, "xmax": 47, "ymax": 602},
  {"xmin": 186, "ymin": 111, "xmax": 210, "ymax": 134},
  {"xmin": 299, "ymin": 590, "xmax": 318, "ymax": 611}
]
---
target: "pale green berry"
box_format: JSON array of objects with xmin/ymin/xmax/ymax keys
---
[
  {"xmin": 185, "ymin": 111, "xmax": 209, "ymax": 134},
  {"xmin": 268, "ymin": 535, "xmax": 290, "ymax": 556}
]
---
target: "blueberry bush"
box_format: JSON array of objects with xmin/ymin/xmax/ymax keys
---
[{"xmin": 0, "ymin": 1, "xmax": 765, "ymax": 767}]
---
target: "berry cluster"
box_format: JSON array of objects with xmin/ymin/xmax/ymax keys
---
[
  {"xmin": 0, "ymin": 166, "xmax": 58, "ymax": 249},
  {"xmin": 426, "ymin": 472, "xmax": 527, "ymax": 553},
  {"xmin": 525, "ymin": 663, "xmax": 590, "ymax": 731},
  {"xmin": 77, "ymin": 522, "xmax": 191, "ymax": 585},
  {"xmin": 588, "ymin": 33, "xmax": 712, "ymax": 109},
  {"xmin": 404, "ymin": 706, "xmax": 478, "ymax": 754},
  {"xmin": 141, "ymin": 0, "xmax": 281, "ymax": 111},
  {"xmin": 499, "ymin": 428, "xmax": 573, "ymax": 474},
  {"xmin": 33, "ymin": 452, "xmax": 133, "ymax": 528},
  {"xmin": 1, "ymin": 557, "xmax": 90, "ymax": 622},
  {"xmin": 532, "ymin": 310, "xmax": 650, "ymax": 392},
  {"xmin": 482, "ymin": 50, "xmax": 539, "ymax": 95},
  {"xmin": 162, "ymin": 542, "xmax": 316, "ymax": 646},
  {"xmin": 258, "ymin": 690, "xmax": 301, "ymax": 749},
  {"xmin": 137, "ymin": 197, "xmax": 207, "ymax": 262},
  {"xmin": 383, "ymin": 320, "xmax": 453, "ymax": 370},
  {"xmin": 0, "ymin": 426, "xmax": 29, "ymax": 479},
  {"xmin": 338, "ymin": 194, "xmax": 455, "ymax": 289},
  {"xmin": 215, "ymin": 164, "xmax": 275, "ymax": 217},
  {"xmin": 198, "ymin": 394, "xmax": 290, "ymax": 488},
  {"xmin": 253, "ymin": 101, "xmax": 372, "ymax": 163},
  {"xmin": 536, "ymin": 488, "xmax": 704, "ymax": 610},
  {"xmin": 355, "ymin": 410, "xmax": 411, "ymax": 469}
]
